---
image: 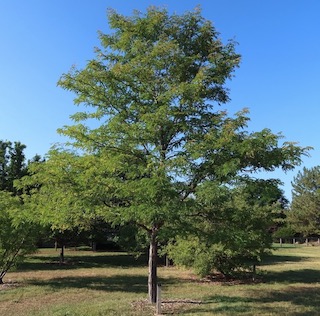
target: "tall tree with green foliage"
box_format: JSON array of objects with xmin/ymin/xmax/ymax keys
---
[
  {"xmin": 289, "ymin": 166, "xmax": 320, "ymax": 236},
  {"xmin": 30, "ymin": 7, "xmax": 309, "ymax": 302}
]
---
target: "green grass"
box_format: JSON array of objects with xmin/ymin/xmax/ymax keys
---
[{"xmin": 1, "ymin": 245, "xmax": 320, "ymax": 315}]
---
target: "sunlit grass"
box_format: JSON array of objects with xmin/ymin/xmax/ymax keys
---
[{"xmin": 1, "ymin": 245, "xmax": 320, "ymax": 315}]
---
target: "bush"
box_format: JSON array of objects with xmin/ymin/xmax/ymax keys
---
[{"xmin": 166, "ymin": 237, "xmax": 261, "ymax": 278}]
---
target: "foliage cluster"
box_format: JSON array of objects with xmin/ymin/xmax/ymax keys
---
[{"xmin": 165, "ymin": 180, "xmax": 282, "ymax": 277}]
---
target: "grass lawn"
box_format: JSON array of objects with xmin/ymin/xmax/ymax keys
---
[{"xmin": 1, "ymin": 245, "xmax": 320, "ymax": 315}]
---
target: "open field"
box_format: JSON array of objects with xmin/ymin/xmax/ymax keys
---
[{"xmin": 1, "ymin": 245, "xmax": 320, "ymax": 315}]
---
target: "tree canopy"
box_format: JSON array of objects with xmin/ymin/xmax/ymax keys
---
[{"xmin": 22, "ymin": 7, "xmax": 310, "ymax": 303}]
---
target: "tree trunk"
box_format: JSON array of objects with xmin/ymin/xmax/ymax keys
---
[
  {"xmin": 0, "ymin": 268, "xmax": 9, "ymax": 285},
  {"xmin": 59, "ymin": 245, "xmax": 65, "ymax": 265},
  {"xmin": 252, "ymin": 264, "xmax": 256, "ymax": 282},
  {"xmin": 148, "ymin": 229, "xmax": 158, "ymax": 304},
  {"xmin": 165, "ymin": 255, "xmax": 173, "ymax": 267}
]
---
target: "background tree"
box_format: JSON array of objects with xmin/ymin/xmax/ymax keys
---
[
  {"xmin": 25, "ymin": 7, "xmax": 309, "ymax": 303},
  {"xmin": 0, "ymin": 141, "xmax": 40, "ymax": 283},
  {"xmin": 8, "ymin": 142, "xmax": 27, "ymax": 193},
  {"xmin": 0, "ymin": 191, "xmax": 38, "ymax": 283},
  {"xmin": 0, "ymin": 141, "xmax": 11, "ymax": 191},
  {"xmin": 289, "ymin": 166, "xmax": 320, "ymax": 236},
  {"xmin": 0, "ymin": 140, "xmax": 28, "ymax": 194},
  {"xmin": 165, "ymin": 179, "xmax": 284, "ymax": 277},
  {"xmin": 18, "ymin": 150, "xmax": 98, "ymax": 262}
]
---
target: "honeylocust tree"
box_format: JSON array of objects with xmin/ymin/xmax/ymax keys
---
[{"xmin": 52, "ymin": 8, "xmax": 308, "ymax": 302}]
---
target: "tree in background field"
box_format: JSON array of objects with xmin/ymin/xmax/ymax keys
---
[
  {"xmin": 0, "ymin": 141, "xmax": 10, "ymax": 191},
  {"xmin": 18, "ymin": 150, "xmax": 94, "ymax": 262},
  {"xmin": 289, "ymin": 166, "xmax": 320, "ymax": 236},
  {"xmin": 0, "ymin": 141, "xmax": 27, "ymax": 194},
  {"xmin": 0, "ymin": 141, "xmax": 40, "ymax": 283},
  {"xmin": 165, "ymin": 179, "xmax": 285, "ymax": 277},
  {"xmin": 23, "ymin": 8, "xmax": 310, "ymax": 302},
  {"xmin": 0, "ymin": 191, "xmax": 38, "ymax": 283}
]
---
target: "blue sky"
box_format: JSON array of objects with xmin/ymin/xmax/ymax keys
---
[{"xmin": 1, "ymin": 0, "xmax": 319, "ymax": 200}]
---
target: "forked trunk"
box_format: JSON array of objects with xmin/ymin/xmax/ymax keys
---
[{"xmin": 148, "ymin": 229, "xmax": 158, "ymax": 303}]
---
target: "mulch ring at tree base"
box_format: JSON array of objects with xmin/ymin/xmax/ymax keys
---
[
  {"xmin": 131, "ymin": 299, "xmax": 202, "ymax": 314},
  {"xmin": 0, "ymin": 280, "xmax": 20, "ymax": 291},
  {"xmin": 188, "ymin": 272, "xmax": 262, "ymax": 285}
]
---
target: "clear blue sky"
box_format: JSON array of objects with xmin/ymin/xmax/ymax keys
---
[{"xmin": 1, "ymin": 0, "xmax": 319, "ymax": 200}]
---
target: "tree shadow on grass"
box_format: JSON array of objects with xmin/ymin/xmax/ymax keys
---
[
  {"xmin": 178, "ymin": 286, "xmax": 320, "ymax": 315},
  {"xmin": 26, "ymin": 274, "xmax": 148, "ymax": 294},
  {"xmin": 264, "ymin": 269, "xmax": 320, "ymax": 284},
  {"xmin": 176, "ymin": 269, "xmax": 320, "ymax": 315},
  {"xmin": 261, "ymin": 254, "xmax": 308, "ymax": 266},
  {"xmin": 18, "ymin": 252, "xmax": 148, "ymax": 272}
]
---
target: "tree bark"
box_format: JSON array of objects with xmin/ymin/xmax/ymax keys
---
[
  {"xmin": 148, "ymin": 228, "xmax": 158, "ymax": 304},
  {"xmin": 59, "ymin": 245, "xmax": 65, "ymax": 265}
]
